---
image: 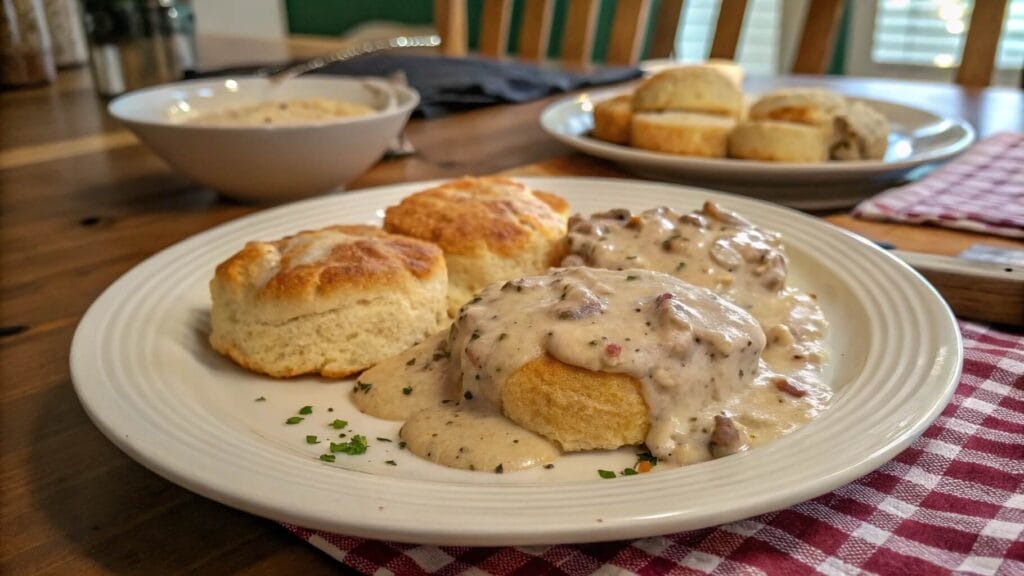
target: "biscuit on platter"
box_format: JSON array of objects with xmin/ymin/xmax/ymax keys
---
[
  {"xmin": 702, "ymin": 59, "xmax": 745, "ymax": 88},
  {"xmin": 592, "ymin": 94, "xmax": 633, "ymax": 145},
  {"xmin": 631, "ymin": 111, "xmax": 735, "ymax": 157},
  {"xmin": 209, "ymin": 225, "xmax": 448, "ymax": 378},
  {"xmin": 383, "ymin": 177, "xmax": 569, "ymax": 316},
  {"xmin": 728, "ymin": 120, "xmax": 831, "ymax": 163},
  {"xmin": 748, "ymin": 88, "xmax": 848, "ymax": 128},
  {"xmin": 632, "ymin": 66, "xmax": 745, "ymax": 119},
  {"xmin": 832, "ymin": 101, "xmax": 890, "ymax": 160}
]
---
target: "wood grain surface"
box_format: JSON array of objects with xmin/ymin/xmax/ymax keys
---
[{"xmin": 2, "ymin": 35, "xmax": 1022, "ymax": 575}]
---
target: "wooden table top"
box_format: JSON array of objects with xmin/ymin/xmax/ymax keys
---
[{"xmin": 2, "ymin": 36, "xmax": 1022, "ymax": 574}]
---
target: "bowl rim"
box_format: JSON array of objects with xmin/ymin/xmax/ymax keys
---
[{"xmin": 107, "ymin": 75, "xmax": 420, "ymax": 132}]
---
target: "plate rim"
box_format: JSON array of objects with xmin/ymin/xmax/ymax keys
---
[
  {"xmin": 70, "ymin": 176, "xmax": 963, "ymax": 546},
  {"xmin": 539, "ymin": 89, "xmax": 977, "ymax": 178}
]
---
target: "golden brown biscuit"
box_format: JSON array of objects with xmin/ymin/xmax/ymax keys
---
[
  {"xmin": 748, "ymin": 88, "xmax": 848, "ymax": 128},
  {"xmin": 502, "ymin": 355, "xmax": 648, "ymax": 452},
  {"xmin": 832, "ymin": 101, "xmax": 890, "ymax": 160},
  {"xmin": 728, "ymin": 120, "xmax": 831, "ymax": 163},
  {"xmin": 631, "ymin": 111, "xmax": 736, "ymax": 157},
  {"xmin": 592, "ymin": 94, "xmax": 633, "ymax": 145},
  {"xmin": 633, "ymin": 66, "xmax": 745, "ymax": 119},
  {"xmin": 209, "ymin": 225, "xmax": 448, "ymax": 378},
  {"xmin": 384, "ymin": 177, "xmax": 569, "ymax": 315}
]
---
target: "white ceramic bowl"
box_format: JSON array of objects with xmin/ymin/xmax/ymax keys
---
[{"xmin": 109, "ymin": 76, "xmax": 419, "ymax": 202}]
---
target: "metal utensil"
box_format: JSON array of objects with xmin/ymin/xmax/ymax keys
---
[{"xmin": 266, "ymin": 34, "xmax": 440, "ymax": 83}]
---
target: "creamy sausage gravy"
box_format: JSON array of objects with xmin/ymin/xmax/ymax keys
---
[
  {"xmin": 354, "ymin": 258, "xmax": 828, "ymax": 471},
  {"xmin": 562, "ymin": 202, "xmax": 827, "ymax": 385}
]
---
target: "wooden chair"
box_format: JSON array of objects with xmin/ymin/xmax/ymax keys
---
[
  {"xmin": 711, "ymin": 0, "xmax": 846, "ymax": 75},
  {"xmin": 956, "ymin": 0, "xmax": 1009, "ymax": 87},
  {"xmin": 433, "ymin": 0, "xmax": 844, "ymax": 71},
  {"xmin": 712, "ymin": 0, "xmax": 1010, "ymax": 86},
  {"xmin": 433, "ymin": 0, "xmax": 681, "ymax": 66},
  {"xmin": 436, "ymin": 0, "xmax": 1009, "ymax": 86}
]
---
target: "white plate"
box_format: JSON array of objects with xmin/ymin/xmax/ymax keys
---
[
  {"xmin": 71, "ymin": 177, "xmax": 961, "ymax": 546},
  {"xmin": 540, "ymin": 91, "xmax": 976, "ymax": 210}
]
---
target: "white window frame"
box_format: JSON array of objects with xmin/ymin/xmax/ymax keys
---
[{"xmin": 845, "ymin": 1, "xmax": 1021, "ymax": 86}]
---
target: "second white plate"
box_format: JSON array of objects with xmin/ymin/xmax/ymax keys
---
[
  {"xmin": 70, "ymin": 177, "xmax": 961, "ymax": 546},
  {"xmin": 540, "ymin": 91, "xmax": 976, "ymax": 210}
]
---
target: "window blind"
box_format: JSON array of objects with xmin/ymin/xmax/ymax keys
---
[{"xmin": 872, "ymin": 0, "xmax": 1023, "ymax": 70}]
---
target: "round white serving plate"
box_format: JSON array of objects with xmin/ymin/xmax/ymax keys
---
[
  {"xmin": 70, "ymin": 177, "xmax": 961, "ymax": 546},
  {"xmin": 540, "ymin": 91, "xmax": 976, "ymax": 210}
]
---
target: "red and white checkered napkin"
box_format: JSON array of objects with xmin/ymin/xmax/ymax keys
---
[
  {"xmin": 284, "ymin": 321, "xmax": 1024, "ymax": 575},
  {"xmin": 854, "ymin": 132, "xmax": 1024, "ymax": 239}
]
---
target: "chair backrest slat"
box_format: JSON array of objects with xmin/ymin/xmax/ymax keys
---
[
  {"xmin": 562, "ymin": 0, "xmax": 600, "ymax": 64},
  {"xmin": 956, "ymin": 0, "xmax": 1009, "ymax": 87},
  {"xmin": 518, "ymin": 0, "xmax": 555, "ymax": 61},
  {"xmin": 648, "ymin": 0, "xmax": 685, "ymax": 59},
  {"xmin": 709, "ymin": 0, "xmax": 748, "ymax": 60},
  {"xmin": 435, "ymin": 0, "xmax": 468, "ymax": 56},
  {"xmin": 479, "ymin": 0, "xmax": 513, "ymax": 57},
  {"xmin": 606, "ymin": 0, "xmax": 653, "ymax": 66},
  {"xmin": 792, "ymin": 0, "xmax": 845, "ymax": 74}
]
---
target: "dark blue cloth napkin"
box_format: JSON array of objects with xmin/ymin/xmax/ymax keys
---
[
  {"xmin": 312, "ymin": 54, "xmax": 641, "ymax": 118},
  {"xmin": 190, "ymin": 54, "xmax": 641, "ymax": 118}
]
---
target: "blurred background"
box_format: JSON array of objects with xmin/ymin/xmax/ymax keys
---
[
  {"xmin": 2, "ymin": 0, "xmax": 1022, "ymax": 89},
  {"xmin": 201, "ymin": 0, "xmax": 1023, "ymax": 84}
]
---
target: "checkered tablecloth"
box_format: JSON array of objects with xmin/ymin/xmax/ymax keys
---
[
  {"xmin": 283, "ymin": 321, "xmax": 1024, "ymax": 575},
  {"xmin": 854, "ymin": 132, "xmax": 1024, "ymax": 239}
]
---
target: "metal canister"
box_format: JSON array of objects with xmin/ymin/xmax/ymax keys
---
[
  {"xmin": 43, "ymin": 0, "xmax": 88, "ymax": 67},
  {"xmin": 81, "ymin": 0, "xmax": 196, "ymax": 96},
  {"xmin": 0, "ymin": 0, "xmax": 57, "ymax": 87}
]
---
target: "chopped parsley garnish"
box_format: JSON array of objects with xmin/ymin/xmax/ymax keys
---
[
  {"xmin": 356, "ymin": 382, "xmax": 372, "ymax": 393},
  {"xmin": 494, "ymin": 464, "xmax": 504, "ymax": 474},
  {"xmin": 636, "ymin": 450, "xmax": 659, "ymax": 466},
  {"xmin": 398, "ymin": 441, "xmax": 407, "ymax": 450},
  {"xmin": 306, "ymin": 435, "xmax": 320, "ymax": 444},
  {"xmin": 463, "ymin": 391, "xmax": 474, "ymax": 400},
  {"xmin": 675, "ymin": 262, "xmax": 687, "ymax": 272},
  {"xmin": 330, "ymin": 435, "xmax": 368, "ymax": 455},
  {"xmin": 402, "ymin": 386, "xmax": 413, "ymax": 395},
  {"xmin": 543, "ymin": 463, "xmax": 555, "ymax": 469},
  {"xmin": 598, "ymin": 469, "xmax": 616, "ymax": 479},
  {"xmin": 469, "ymin": 331, "xmax": 481, "ymax": 341},
  {"xmin": 319, "ymin": 454, "xmax": 335, "ymax": 462},
  {"xmin": 376, "ymin": 437, "xmax": 392, "ymax": 443},
  {"xmin": 626, "ymin": 275, "xmax": 638, "ymax": 281},
  {"xmin": 385, "ymin": 460, "xmax": 397, "ymax": 466},
  {"xmin": 498, "ymin": 332, "xmax": 508, "ymax": 341},
  {"xmin": 298, "ymin": 405, "xmax": 313, "ymax": 415},
  {"xmin": 330, "ymin": 419, "xmax": 348, "ymax": 429},
  {"xmin": 254, "ymin": 396, "xmax": 266, "ymax": 402},
  {"xmin": 285, "ymin": 416, "xmax": 304, "ymax": 425},
  {"xmin": 621, "ymin": 468, "xmax": 638, "ymax": 476}
]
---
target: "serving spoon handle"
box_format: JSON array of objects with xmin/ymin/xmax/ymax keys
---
[{"xmin": 266, "ymin": 34, "xmax": 441, "ymax": 83}]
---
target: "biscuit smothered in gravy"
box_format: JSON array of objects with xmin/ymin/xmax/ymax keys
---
[
  {"xmin": 383, "ymin": 177, "xmax": 570, "ymax": 316},
  {"xmin": 355, "ymin": 267, "xmax": 829, "ymax": 472},
  {"xmin": 561, "ymin": 202, "xmax": 827, "ymax": 387},
  {"xmin": 209, "ymin": 225, "xmax": 448, "ymax": 378}
]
